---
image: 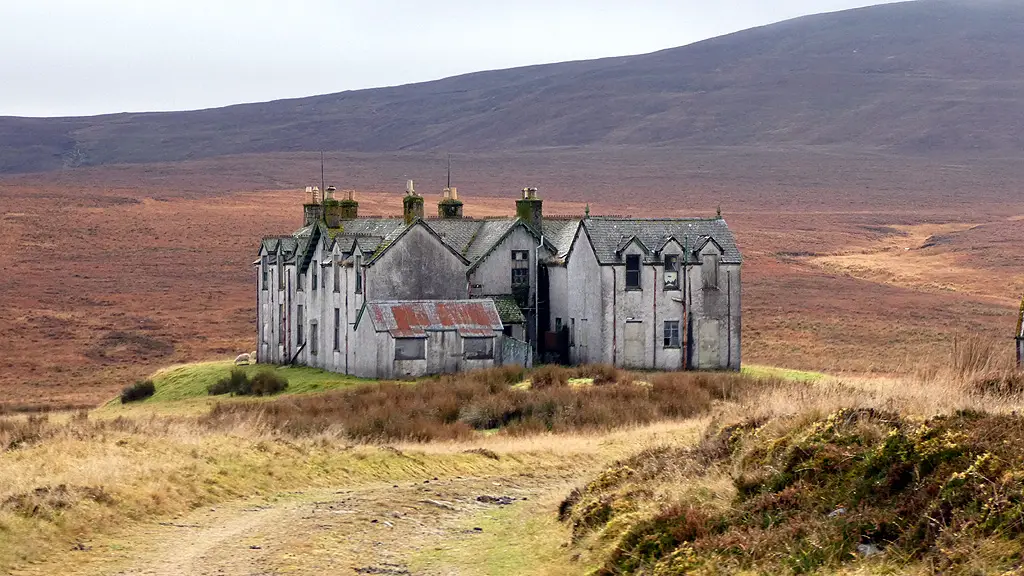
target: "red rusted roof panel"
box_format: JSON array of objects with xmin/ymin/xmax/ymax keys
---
[{"xmin": 366, "ymin": 300, "xmax": 503, "ymax": 338}]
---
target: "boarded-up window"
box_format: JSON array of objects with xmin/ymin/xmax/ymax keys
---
[
  {"xmin": 310, "ymin": 320, "xmax": 318, "ymax": 355},
  {"xmin": 625, "ymin": 255, "xmax": 641, "ymax": 289},
  {"xmin": 261, "ymin": 255, "xmax": 268, "ymax": 290},
  {"xmin": 395, "ymin": 338, "xmax": 425, "ymax": 360},
  {"xmin": 297, "ymin": 305, "xmax": 305, "ymax": 344},
  {"xmin": 702, "ymin": 253, "xmax": 719, "ymax": 290},
  {"xmin": 333, "ymin": 308, "xmax": 340, "ymax": 352},
  {"xmin": 664, "ymin": 320, "xmax": 681, "ymax": 348},
  {"xmin": 464, "ymin": 337, "xmax": 494, "ymax": 360},
  {"xmin": 663, "ymin": 254, "xmax": 679, "ymax": 290}
]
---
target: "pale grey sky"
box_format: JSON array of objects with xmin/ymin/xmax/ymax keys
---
[{"xmin": 0, "ymin": 0, "xmax": 903, "ymax": 117}]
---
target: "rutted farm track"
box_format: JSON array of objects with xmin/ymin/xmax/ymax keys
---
[{"xmin": 13, "ymin": 472, "xmax": 575, "ymax": 576}]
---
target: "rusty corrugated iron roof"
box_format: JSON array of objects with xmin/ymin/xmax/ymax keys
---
[{"xmin": 364, "ymin": 300, "xmax": 503, "ymax": 338}]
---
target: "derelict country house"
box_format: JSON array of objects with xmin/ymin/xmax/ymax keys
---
[{"xmin": 256, "ymin": 182, "xmax": 742, "ymax": 379}]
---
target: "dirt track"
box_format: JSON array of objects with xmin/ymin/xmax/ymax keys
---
[{"xmin": 14, "ymin": 472, "xmax": 573, "ymax": 576}]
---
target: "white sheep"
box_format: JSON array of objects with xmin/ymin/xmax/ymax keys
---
[{"xmin": 234, "ymin": 353, "xmax": 251, "ymax": 366}]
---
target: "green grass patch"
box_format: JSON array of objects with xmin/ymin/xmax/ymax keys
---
[{"xmin": 741, "ymin": 363, "xmax": 826, "ymax": 383}]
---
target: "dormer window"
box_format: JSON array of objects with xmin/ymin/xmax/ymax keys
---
[
  {"xmin": 625, "ymin": 255, "xmax": 641, "ymax": 289},
  {"xmin": 664, "ymin": 254, "xmax": 680, "ymax": 290}
]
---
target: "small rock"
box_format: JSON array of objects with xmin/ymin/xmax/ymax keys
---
[
  {"xmin": 473, "ymin": 527, "xmax": 483, "ymax": 532},
  {"xmin": 857, "ymin": 543, "xmax": 883, "ymax": 557},
  {"xmin": 249, "ymin": 545, "xmax": 262, "ymax": 550},
  {"xmin": 828, "ymin": 507, "xmax": 847, "ymax": 518},
  {"xmin": 371, "ymin": 519, "xmax": 379, "ymax": 523}
]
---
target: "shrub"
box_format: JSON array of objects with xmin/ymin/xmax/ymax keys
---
[
  {"xmin": 531, "ymin": 365, "xmax": 571, "ymax": 389},
  {"xmin": 120, "ymin": 380, "xmax": 155, "ymax": 404},
  {"xmin": 577, "ymin": 364, "xmax": 620, "ymax": 385},
  {"xmin": 208, "ymin": 368, "xmax": 251, "ymax": 396},
  {"xmin": 249, "ymin": 369, "xmax": 288, "ymax": 396}
]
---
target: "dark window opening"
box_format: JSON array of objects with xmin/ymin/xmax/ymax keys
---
[
  {"xmin": 277, "ymin": 262, "xmax": 284, "ymax": 290},
  {"xmin": 333, "ymin": 261, "xmax": 340, "ymax": 293},
  {"xmin": 664, "ymin": 254, "xmax": 680, "ymax": 290},
  {"xmin": 296, "ymin": 305, "xmax": 305, "ymax": 345},
  {"xmin": 464, "ymin": 337, "xmax": 494, "ymax": 360},
  {"xmin": 355, "ymin": 255, "xmax": 363, "ymax": 294},
  {"xmin": 333, "ymin": 308, "xmax": 340, "ymax": 352},
  {"xmin": 625, "ymin": 255, "xmax": 641, "ymax": 289},
  {"xmin": 503, "ymin": 325, "xmax": 513, "ymax": 337},
  {"xmin": 555, "ymin": 317, "xmax": 563, "ymax": 332},
  {"xmin": 664, "ymin": 321, "xmax": 681, "ymax": 348},
  {"xmin": 310, "ymin": 320, "xmax": 319, "ymax": 355},
  {"xmin": 297, "ymin": 271, "xmax": 304, "ymax": 292},
  {"xmin": 312, "ymin": 266, "xmax": 318, "ymax": 292},
  {"xmin": 395, "ymin": 338, "xmax": 425, "ymax": 360},
  {"xmin": 261, "ymin": 255, "xmax": 268, "ymax": 290},
  {"xmin": 511, "ymin": 250, "xmax": 530, "ymax": 286}
]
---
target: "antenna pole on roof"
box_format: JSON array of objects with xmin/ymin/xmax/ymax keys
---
[
  {"xmin": 320, "ymin": 151, "xmax": 326, "ymax": 203},
  {"xmin": 447, "ymin": 153, "xmax": 452, "ymax": 189}
]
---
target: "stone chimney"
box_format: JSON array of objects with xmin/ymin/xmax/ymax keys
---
[
  {"xmin": 303, "ymin": 185, "xmax": 323, "ymax": 226},
  {"xmin": 437, "ymin": 187, "xmax": 464, "ymax": 219},
  {"xmin": 325, "ymin": 188, "xmax": 359, "ymax": 227},
  {"xmin": 403, "ymin": 180, "xmax": 424, "ymax": 224},
  {"xmin": 516, "ymin": 187, "xmax": 543, "ymax": 231}
]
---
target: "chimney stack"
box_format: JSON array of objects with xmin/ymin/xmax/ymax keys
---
[
  {"xmin": 303, "ymin": 185, "xmax": 324, "ymax": 226},
  {"xmin": 324, "ymin": 188, "xmax": 358, "ymax": 227},
  {"xmin": 437, "ymin": 186, "xmax": 464, "ymax": 219},
  {"xmin": 403, "ymin": 180, "xmax": 424, "ymax": 224},
  {"xmin": 516, "ymin": 187, "xmax": 543, "ymax": 231}
]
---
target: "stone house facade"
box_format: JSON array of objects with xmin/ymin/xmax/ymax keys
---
[{"xmin": 256, "ymin": 184, "xmax": 742, "ymax": 376}]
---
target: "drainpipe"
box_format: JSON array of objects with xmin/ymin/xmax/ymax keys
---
[
  {"xmin": 653, "ymin": 264, "xmax": 657, "ymax": 370},
  {"xmin": 534, "ymin": 235, "xmax": 545, "ymax": 357},
  {"xmin": 681, "ymin": 241, "xmax": 689, "ymax": 371},
  {"xmin": 612, "ymin": 267, "xmax": 617, "ymax": 366}
]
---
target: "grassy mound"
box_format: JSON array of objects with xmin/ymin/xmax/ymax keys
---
[{"xmin": 562, "ymin": 409, "xmax": 1024, "ymax": 575}]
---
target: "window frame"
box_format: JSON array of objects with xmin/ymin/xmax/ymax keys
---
[
  {"xmin": 261, "ymin": 255, "xmax": 268, "ymax": 290},
  {"xmin": 333, "ymin": 260, "xmax": 340, "ymax": 293},
  {"xmin": 310, "ymin": 320, "xmax": 319, "ymax": 356},
  {"xmin": 355, "ymin": 254, "xmax": 363, "ymax": 294},
  {"xmin": 702, "ymin": 253, "xmax": 720, "ymax": 290},
  {"xmin": 663, "ymin": 254, "xmax": 680, "ymax": 290},
  {"xmin": 511, "ymin": 250, "xmax": 530, "ymax": 288},
  {"xmin": 394, "ymin": 337, "xmax": 426, "ymax": 361},
  {"xmin": 625, "ymin": 254, "xmax": 642, "ymax": 290},
  {"xmin": 663, "ymin": 320, "xmax": 681, "ymax": 349},
  {"xmin": 296, "ymin": 304, "xmax": 305, "ymax": 345},
  {"xmin": 333, "ymin": 307, "xmax": 341, "ymax": 352},
  {"xmin": 464, "ymin": 337, "xmax": 495, "ymax": 360},
  {"xmin": 312, "ymin": 265, "xmax": 318, "ymax": 292}
]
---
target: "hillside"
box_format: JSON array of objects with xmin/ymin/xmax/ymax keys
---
[{"xmin": 3, "ymin": 0, "xmax": 1024, "ymax": 173}]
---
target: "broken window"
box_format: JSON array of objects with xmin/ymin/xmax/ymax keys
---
[
  {"xmin": 464, "ymin": 337, "xmax": 494, "ymax": 360},
  {"xmin": 664, "ymin": 320, "xmax": 681, "ymax": 348},
  {"xmin": 395, "ymin": 338, "xmax": 425, "ymax": 360},
  {"xmin": 355, "ymin": 255, "xmax": 363, "ymax": 294},
  {"xmin": 511, "ymin": 250, "xmax": 530, "ymax": 287},
  {"xmin": 310, "ymin": 320, "xmax": 318, "ymax": 356},
  {"xmin": 261, "ymin": 255, "xmax": 268, "ymax": 290},
  {"xmin": 702, "ymin": 253, "xmax": 719, "ymax": 290},
  {"xmin": 664, "ymin": 254, "xmax": 680, "ymax": 290},
  {"xmin": 625, "ymin": 255, "xmax": 641, "ymax": 289},
  {"xmin": 333, "ymin": 308, "xmax": 340, "ymax": 352},
  {"xmin": 297, "ymin": 305, "xmax": 305, "ymax": 345}
]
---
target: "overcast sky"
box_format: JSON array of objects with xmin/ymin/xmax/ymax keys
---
[{"xmin": 1, "ymin": 0, "xmax": 903, "ymax": 118}]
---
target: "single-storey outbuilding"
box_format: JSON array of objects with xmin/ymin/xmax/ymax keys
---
[{"xmin": 352, "ymin": 300, "xmax": 505, "ymax": 379}]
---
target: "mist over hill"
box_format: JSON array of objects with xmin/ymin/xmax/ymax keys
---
[{"xmin": 2, "ymin": 0, "xmax": 1023, "ymax": 174}]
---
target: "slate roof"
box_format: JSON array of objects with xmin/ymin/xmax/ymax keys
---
[
  {"xmin": 473, "ymin": 294, "xmax": 526, "ymax": 324},
  {"xmin": 543, "ymin": 219, "xmax": 581, "ymax": 258},
  {"xmin": 581, "ymin": 218, "xmax": 742, "ymax": 264},
  {"xmin": 359, "ymin": 300, "xmax": 503, "ymax": 338}
]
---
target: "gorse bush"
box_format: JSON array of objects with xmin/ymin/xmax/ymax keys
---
[
  {"xmin": 201, "ymin": 367, "xmax": 764, "ymax": 442},
  {"xmin": 120, "ymin": 380, "xmax": 155, "ymax": 404},
  {"xmin": 208, "ymin": 368, "xmax": 288, "ymax": 397}
]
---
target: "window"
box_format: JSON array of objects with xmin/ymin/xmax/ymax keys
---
[
  {"xmin": 395, "ymin": 338, "xmax": 425, "ymax": 360},
  {"xmin": 278, "ymin": 262, "xmax": 284, "ymax": 290},
  {"xmin": 702, "ymin": 253, "xmax": 719, "ymax": 290},
  {"xmin": 312, "ymin": 266, "xmax": 318, "ymax": 292},
  {"xmin": 511, "ymin": 250, "xmax": 530, "ymax": 288},
  {"xmin": 625, "ymin": 255, "xmax": 641, "ymax": 289},
  {"xmin": 310, "ymin": 320, "xmax": 319, "ymax": 355},
  {"xmin": 570, "ymin": 318, "xmax": 576, "ymax": 347},
  {"xmin": 664, "ymin": 321, "xmax": 681, "ymax": 348},
  {"xmin": 296, "ymin": 305, "xmax": 305, "ymax": 344},
  {"xmin": 555, "ymin": 317, "xmax": 563, "ymax": 332},
  {"xmin": 664, "ymin": 254, "xmax": 680, "ymax": 290},
  {"xmin": 333, "ymin": 308, "xmax": 340, "ymax": 352},
  {"xmin": 297, "ymin": 271, "xmax": 304, "ymax": 292},
  {"xmin": 261, "ymin": 255, "xmax": 268, "ymax": 290},
  {"xmin": 320, "ymin": 265, "xmax": 326, "ymax": 291},
  {"xmin": 464, "ymin": 337, "xmax": 494, "ymax": 360},
  {"xmin": 333, "ymin": 260, "xmax": 340, "ymax": 293},
  {"xmin": 279, "ymin": 304, "xmax": 285, "ymax": 345},
  {"xmin": 355, "ymin": 255, "xmax": 363, "ymax": 294}
]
